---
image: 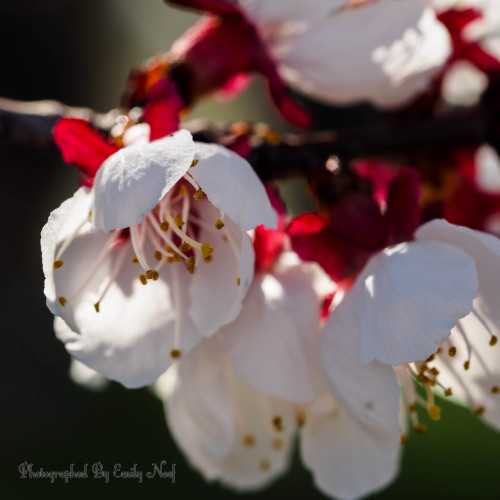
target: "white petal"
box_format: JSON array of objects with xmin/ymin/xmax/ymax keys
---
[
  {"xmin": 68, "ymin": 357, "xmax": 109, "ymax": 391},
  {"xmin": 416, "ymin": 219, "xmax": 500, "ymax": 327},
  {"xmin": 92, "ymin": 129, "xmax": 195, "ymax": 232},
  {"xmin": 157, "ymin": 336, "xmax": 296, "ymax": 489},
  {"xmin": 351, "ymin": 241, "xmax": 478, "ymax": 365},
  {"xmin": 321, "ymin": 300, "xmax": 401, "ymax": 439},
  {"xmin": 189, "ymin": 201, "xmax": 255, "ymax": 336},
  {"xmin": 221, "ymin": 258, "xmax": 328, "ymax": 403},
  {"xmin": 47, "ymin": 203, "xmax": 202, "ymax": 387},
  {"xmin": 301, "ymin": 396, "xmax": 400, "ymax": 500},
  {"xmin": 274, "ymin": 2, "xmax": 451, "ymax": 108},
  {"xmin": 190, "ymin": 142, "xmax": 277, "ymax": 230},
  {"xmin": 41, "ymin": 186, "xmax": 93, "ymax": 317},
  {"xmin": 156, "ymin": 337, "xmax": 236, "ymax": 478}
]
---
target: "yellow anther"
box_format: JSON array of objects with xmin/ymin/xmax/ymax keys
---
[
  {"xmin": 154, "ymin": 250, "xmax": 163, "ymax": 261},
  {"xmin": 430, "ymin": 367, "xmax": 440, "ymax": 376},
  {"xmin": 185, "ymin": 256, "xmax": 195, "ymax": 275},
  {"xmin": 271, "ymin": 437, "xmax": 284, "ymax": 450},
  {"xmin": 178, "ymin": 185, "xmax": 188, "ymax": 196},
  {"xmin": 160, "ymin": 221, "xmax": 170, "ymax": 232},
  {"xmin": 174, "ymin": 214, "xmax": 185, "ymax": 228},
  {"xmin": 259, "ymin": 459, "xmax": 271, "ymax": 473},
  {"xmin": 464, "ymin": 360, "xmax": 470, "ymax": 370},
  {"xmin": 444, "ymin": 388, "xmax": 453, "ymax": 397},
  {"xmin": 214, "ymin": 219, "xmax": 225, "ymax": 230},
  {"xmin": 448, "ymin": 346, "xmax": 457, "ymax": 357},
  {"xmin": 145, "ymin": 270, "xmax": 155, "ymax": 280},
  {"xmin": 237, "ymin": 278, "xmax": 241, "ymax": 286},
  {"xmin": 179, "ymin": 242, "xmax": 192, "ymax": 252},
  {"xmin": 436, "ymin": 347, "xmax": 442, "ymax": 354},
  {"xmin": 53, "ymin": 260, "xmax": 64, "ymax": 269},
  {"xmin": 167, "ymin": 253, "xmax": 182, "ymax": 263},
  {"xmin": 152, "ymin": 270, "xmax": 159, "ymax": 281},
  {"xmin": 165, "ymin": 245, "xmax": 175, "ymax": 254},
  {"xmin": 272, "ymin": 416, "xmax": 283, "ymax": 432},
  {"xmin": 204, "ymin": 255, "xmax": 213, "ymax": 263},
  {"xmin": 242, "ymin": 434, "xmax": 256, "ymax": 447},
  {"xmin": 88, "ymin": 211, "xmax": 92, "ymax": 217},
  {"xmin": 428, "ymin": 405, "xmax": 441, "ymax": 421},
  {"xmin": 139, "ymin": 274, "xmax": 148, "ymax": 285},
  {"xmin": 190, "ymin": 158, "xmax": 199, "ymax": 168},
  {"xmin": 132, "ymin": 255, "xmax": 139, "ymax": 263},
  {"xmin": 200, "ymin": 243, "xmax": 214, "ymax": 258},
  {"xmin": 414, "ymin": 424, "xmax": 427, "ymax": 434},
  {"xmin": 58, "ymin": 296, "xmax": 67, "ymax": 307},
  {"xmin": 400, "ymin": 435, "xmax": 408, "ymax": 445},
  {"xmin": 94, "ymin": 302, "xmax": 100, "ymax": 313},
  {"xmin": 222, "ymin": 234, "xmax": 229, "ymax": 242},
  {"xmin": 490, "ymin": 336, "xmax": 498, "ymax": 346},
  {"xmin": 408, "ymin": 403, "xmax": 417, "ymax": 413},
  {"xmin": 193, "ymin": 189, "xmax": 204, "ymax": 200},
  {"xmin": 426, "ymin": 354, "xmax": 435, "ymax": 363},
  {"xmin": 491, "ymin": 386, "xmax": 500, "ymax": 394},
  {"xmin": 474, "ymin": 406, "xmax": 486, "ymax": 415},
  {"xmin": 170, "ymin": 349, "xmax": 182, "ymax": 359}
]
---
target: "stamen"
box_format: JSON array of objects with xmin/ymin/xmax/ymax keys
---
[
  {"xmin": 190, "ymin": 158, "xmax": 199, "ymax": 168},
  {"xmin": 58, "ymin": 297, "xmax": 67, "ymax": 307},
  {"xmin": 154, "ymin": 250, "xmax": 163, "ymax": 261},
  {"xmin": 259, "ymin": 459, "xmax": 271, "ymax": 473},
  {"xmin": 193, "ymin": 189, "xmax": 204, "ymax": 200},
  {"xmin": 242, "ymin": 434, "xmax": 256, "ymax": 447},
  {"xmin": 471, "ymin": 308, "xmax": 498, "ymax": 346},
  {"xmin": 271, "ymin": 437, "xmax": 284, "ymax": 450},
  {"xmin": 163, "ymin": 208, "xmax": 213, "ymax": 257},
  {"xmin": 170, "ymin": 349, "xmax": 182, "ymax": 359},
  {"xmin": 448, "ymin": 346, "xmax": 457, "ymax": 357},
  {"xmin": 160, "ymin": 221, "xmax": 169, "ymax": 232},
  {"xmin": 474, "ymin": 406, "xmax": 486, "ymax": 415},
  {"xmin": 146, "ymin": 214, "xmax": 189, "ymax": 260},
  {"xmin": 139, "ymin": 274, "xmax": 147, "ymax": 285},
  {"xmin": 130, "ymin": 225, "xmax": 150, "ymax": 272},
  {"xmin": 214, "ymin": 219, "xmax": 225, "ymax": 230},
  {"xmin": 271, "ymin": 416, "xmax": 283, "ymax": 432},
  {"xmin": 55, "ymin": 216, "xmax": 88, "ymax": 262},
  {"xmin": 53, "ymin": 260, "xmax": 64, "ymax": 269},
  {"xmin": 237, "ymin": 278, "xmax": 241, "ymax": 286},
  {"xmin": 132, "ymin": 255, "xmax": 139, "ymax": 263}
]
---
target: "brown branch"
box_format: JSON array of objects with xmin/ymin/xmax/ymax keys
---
[{"xmin": 0, "ymin": 97, "xmax": 491, "ymax": 181}]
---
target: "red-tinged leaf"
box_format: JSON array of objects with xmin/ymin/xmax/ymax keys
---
[
  {"xmin": 144, "ymin": 78, "xmax": 182, "ymax": 140},
  {"xmin": 288, "ymin": 213, "xmax": 373, "ymax": 282},
  {"xmin": 385, "ymin": 168, "xmax": 421, "ymax": 244},
  {"xmin": 53, "ymin": 118, "xmax": 119, "ymax": 184}
]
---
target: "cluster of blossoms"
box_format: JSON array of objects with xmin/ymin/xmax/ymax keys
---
[{"xmin": 39, "ymin": 0, "xmax": 500, "ymax": 498}]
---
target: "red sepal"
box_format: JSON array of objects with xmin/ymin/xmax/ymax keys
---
[
  {"xmin": 288, "ymin": 213, "xmax": 374, "ymax": 283},
  {"xmin": 53, "ymin": 118, "xmax": 119, "ymax": 185},
  {"xmin": 144, "ymin": 78, "xmax": 182, "ymax": 140},
  {"xmin": 385, "ymin": 168, "xmax": 421, "ymax": 244}
]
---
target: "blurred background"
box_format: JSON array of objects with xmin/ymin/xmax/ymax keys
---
[{"xmin": 2, "ymin": 1, "xmax": 500, "ymax": 498}]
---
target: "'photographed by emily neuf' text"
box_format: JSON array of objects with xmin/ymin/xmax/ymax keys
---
[{"xmin": 18, "ymin": 461, "xmax": 176, "ymax": 484}]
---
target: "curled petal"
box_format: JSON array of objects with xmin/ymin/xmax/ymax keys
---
[
  {"xmin": 190, "ymin": 142, "xmax": 278, "ymax": 230},
  {"xmin": 351, "ymin": 241, "xmax": 478, "ymax": 365},
  {"xmin": 92, "ymin": 129, "xmax": 195, "ymax": 232}
]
